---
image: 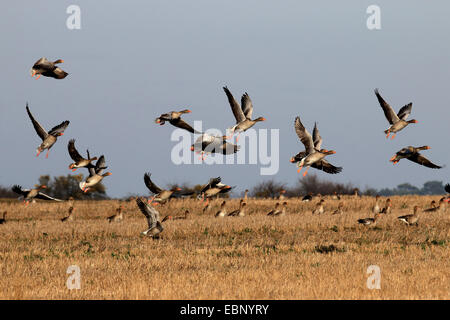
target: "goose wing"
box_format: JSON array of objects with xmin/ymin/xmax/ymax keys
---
[
  {"xmin": 201, "ymin": 177, "xmax": 221, "ymax": 193},
  {"xmin": 94, "ymin": 156, "xmax": 107, "ymax": 175},
  {"xmin": 241, "ymin": 92, "xmax": 253, "ymax": 120},
  {"xmin": 35, "ymin": 192, "xmax": 63, "ymax": 201},
  {"xmin": 26, "ymin": 104, "xmax": 48, "ymax": 140},
  {"xmin": 312, "ymin": 159, "xmax": 343, "ymax": 174},
  {"xmin": 223, "ymin": 87, "xmax": 246, "ymax": 123},
  {"xmin": 374, "ymin": 89, "xmax": 399, "ymax": 124},
  {"xmin": 144, "ymin": 173, "xmax": 163, "ymax": 194},
  {"xmin": 136, "ymin": 197, "xmax": 160, "ymax": 228},
  {"xmin": 397, "ymin": 103, "xmax": 412, "ymax": 121},
  {"xmin": 32, "ymin": 57, "xmax": 53, "ymax": 70},
  {"xmin": 407, "ymin": 153, "xmax": 442, "ymax": 169},
  {"xmin": 445, "ymin": 184, "xmax": 450, "ymax": 193},
  {"xmin": 12, "ymin": 185, "xmax": 29, "ymax": 197},
  {"xmin": 169, "ymin": 118, "xmax": 200, "ymax": 134},
  {"xmin": 294, "ymin": 116, "xmax": 315, "ymax": 154},
  {"xmin": 312, "ymin": 122, "xmax": 323, "ymax": 150},
  {"xmin": 48, "ymin": 120, "xmax": 70, "ymax": 136},
  {"xmin": 68, "ymin": 139, "xmax": 84, "ymax": 162}
]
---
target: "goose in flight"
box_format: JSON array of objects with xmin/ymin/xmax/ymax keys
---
[
  {"xmin": 136, "ymin": 197, "xmax": 166, "ymax": 238},
  {"xmin": 68, "ymin": 139, "xmax": 98, "ymax": 171},
  {"xmin": 223, "ymin": 86, "xmax": 265, "ymax": 141},
  {"xmin": 292, "ymin": 117, "xmax": 337, "ymax": 177},
  {"xmin": 155, "ymin": 109, "xmax": 201, "ymax": 134},
  {"xmin": 290, "ymin": 121, "xmax": 342, "ymax": 175},
  {"xmin": 79, "ymin": 155, "xmax": 111, "ymax": 192},
  {"xmin": 200, "ymin": 177, "xmax": 232, "ymax": 204},
  {"xmin": 190, "ymin": 133, "xmax": 240, "ymax": 160},
  {"xmin": 398, "ymin": 206, "xmax": 420, "ymax": 226},
  {"xmin": 26, "ymin": 104, "xmax": 69, "ymax": 158},
  {"xmin": 144, "ymin": 173, "xmax": 181, "ymax": 205},
  {"xmin": 30, "ymin": 57, "xmax": 68, "ymax": 79},
  {"xmin": 12, "ymin": 185, "xmax": 62, "ymax": 205},
  {"xmin": 374, "ymin": 89, "xmax": 417, "ymax": 139},
  {"xmin": 389, "ymin": 146, "xmax": 442, "ymax": 169}
]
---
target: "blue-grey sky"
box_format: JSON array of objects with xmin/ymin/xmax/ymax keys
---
[{"xmin": 1, "ymin": 1, "xmax": 449, "ymax": 198}]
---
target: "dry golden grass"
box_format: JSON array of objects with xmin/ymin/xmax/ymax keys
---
[{"xmin": 0, "ymin": 195, "xmax": 448, "ymax": 300}]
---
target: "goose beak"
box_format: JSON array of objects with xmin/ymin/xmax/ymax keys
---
[
  {"xmin": 390, "ymin": 155, "xmax": 396, "ymax": 161},
  {"xmin": 59, "ymin": 133, "xmax": 64, "ymax": 136},
  {"xmin": 190, "ymin": 146, "xmax": 194, "ymax": 151},
  {"xmin": 155, "ymin": 119, "xmax": 161, "ymax": 123},
  {"xmin": 186, "ymin": 110, "xmax": 192, "ymax": 113},
  {"xmin": 425, "ymin": 146, "xmax": 430, "ymax": 150}
]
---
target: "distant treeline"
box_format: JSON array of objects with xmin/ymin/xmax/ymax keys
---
[{"xmin": 0, "ymin": 174, "xmax": 447, "ymax": 200}]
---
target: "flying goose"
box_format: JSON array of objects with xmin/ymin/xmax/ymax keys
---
[
  {"xmin": 61, "ymin": 206, "xmax": 75, "ymax": 222},
  {"xmin": 26, "ymin": 104, "xmax": 69, "ymax": 158},
  {"xmin": 200, "ymin": 177, "xmax": 232, "ymax": 204},
  {"xmin": 312, "ymin": 199, "xmax": 325, "ymax": 215},
  {"xmin": 107, "ymin": 206, "xmax": 124, "ymax": 223},
  {"xmin": 374, "ymin": 88, "xmax": 417, "ymax": 139},
  {"xmin": 215, "ymin": 201, "xmax": 227, "ymax": 218},
  {"xmin": 155, "ymin": 109, "xmax": 201, "ymax": 134},
  {"xmin": 291, "ymin": 117, "xmax": 338, "ymax": 177},
  {"xmin": 12, "ymin": 185, "xmax": 62, "ymax": 205},
  {"xmin": 357, "ymin": 213, "xmax": 381, "ymax": 226},
  {"xmin": 228, "ymin": 200, "xmax": 246, "ymax": 217},
  {"xmin": 144, "ymin": 173, "xmax": 181, "ymax": 205},
  {"xmin": 136, "ymin": 197, "xmax": 166, "ymax": 238},
  {"xmin": 389, "ymin": 146, "xmax": 442, "ymax": 169},
  {"xmin": 30, "ymin": 57, "xmax": 68, "ymax": 80},
  {"xmin": 68, "ymin": 139, "xmax": 98, "ymax": 171},
  {"xmin": 79, "ymin": 155, "xmax": 111, "ymax": 192},
  {"xmin": 223, "ymin": 86, "xmax": 265, "ymax": 141},
  {"xmin": 0, "ymin": 212, "xmax": 6, "ymax": 224},
  {"xmin": 398, "ymin": 206, "xmax": 420, "ymax": 226},
  {"xmin": 190, "ymin": 133, "xmax": 240, "ymax": 160}
]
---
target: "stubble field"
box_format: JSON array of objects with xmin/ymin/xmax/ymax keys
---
[{"xmin": 0, "ymin": 195, "xmax": 448, "ymax": 300}]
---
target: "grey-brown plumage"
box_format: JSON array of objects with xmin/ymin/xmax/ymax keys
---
[
  {"xmin": 12, "ymin": 185, "xmax": 62, "ymax": 204},
  {"xmin": 68, "ymin": 139, "xmax": 98, "ymax": 171},
  {"xmin": 374, "ymin": 88, "xmax": 417, "ymax": 139},
  {"xmin": 26, "ymin": 103, "xmax": 69, "ymax": 158},
  {"xmin": 155, "ymin": 109, "xmax": 201, "ymax": 134},
  {"xmin": 136, "ymin": 197, "xmax": 166, "ymax": 238},
  {"xmin": 30, "ymin": 57, "xmax": 68, "ymax": 79},
  {"xmin": 144, "ymin": 173, "xmax": 181, "ymax": 204},
  {"xmin": 390, "ymin": 146, "xmax": 442, "ymax": 169},
  {"xmin": 398, "ymin": 206, "xmax": 420, "ymax": 226}
]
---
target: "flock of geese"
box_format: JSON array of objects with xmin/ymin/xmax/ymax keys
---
[{"xmin": 2, "ymin": 57, "xmax": 449, "ymax": 237}]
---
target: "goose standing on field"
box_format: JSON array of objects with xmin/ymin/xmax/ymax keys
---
[
  {"xmin": 136, "ymin": 197, "xmax": 166, "ymax": 238},
  {"xmin": 215, "ymin": 201, "xmax": 227, "ymax": 218},
  {"xmin": 398, "ymin": 206, "xmax": 420, "ymax": 226},
  {"xmin": 0, "ymin": 212, "xmax": 6, "ymax": 224},
  {"xmin": 291, "ymin": 121, "xmax": 342, "ymax": 175},
  {"xmin": 445, "ymin": 184, "xmax": 450, "ymax": 203},
  {"xmin": 302, "ymin": 193, "xmax": 313, "ymax": 202},
  {"xmin": 332, "ymin": 202, "xmax": 344, "ymax": 215},
  {"xmin": 374, "ymin": 88, "xmax": 417, "ymax": 139},
  {"xmin": 12, "ymin": 185, "xmax": 62, "ymax": 205},
  {"xmin": 423, "ymin": 198, "xmax": 446, "ymax": 213},
  {"xmin": 312, "ymin": 199, "xmax": 325, "ymax": 215},
  {"xmin": 30, "ymin": 57, "xmax": 68, "ymax": 79},
  {"xmin": 228, "ymin": 200, "xmax": 246, "ymax": 217},
  {"xmin": 389, "ymin": 146, "xmax": 442, "ymax": 169},
  {"xmin": 107, "ymin": 206, "xmax": 124, "ymax": 223},
  {"xmin": 223, "ymin": 86, "xmax": 265, "ymax": 141},
  {"xmin": 163, "ymin": 210, "xmax": 190, "ymax": 221},
  {"xmin": 26, "ymin": 104, "xmax": 69, "ymax": 158},
  {"xmin": 143, "ymin": 173, "xmax": 181, "ymax": 205},
  {"xmin": 79, "ymin": 155, "xmax": 111, "ymax": 193},
  {"xmin": 61, "ymin": 206, "xmax": 75, "ymax": 222},
  {"xmin": 155, "ymin": 109, "xmax": 201, "ymax": 133},
  {"xmin": 357, "ymin": 213, "xmax": 381, "ymax": 226},
  {"xmin": 274, "ymin": 202, "xmax": 287, "ymax": 217},
  {"xmin": 244, "ymin": 189, "xmax": 249, "ymax": 202},
  {"xmin": 68, "ymin": 139, "xmax": 98, "ymax": 171},
  {"xmin": 267, "ymin": 203, "xmax": 281, "ymax": 216},
  {"xmin": 291, "ymin": 117, "xmax": 338, "ymax": 177},
  {"xmin": 380, "ymin": 198, "xmax": 392, "ymax": 214},
  {"xmin": 372, "ymin": 195, "xmax": 381, "ymax": 214}
]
